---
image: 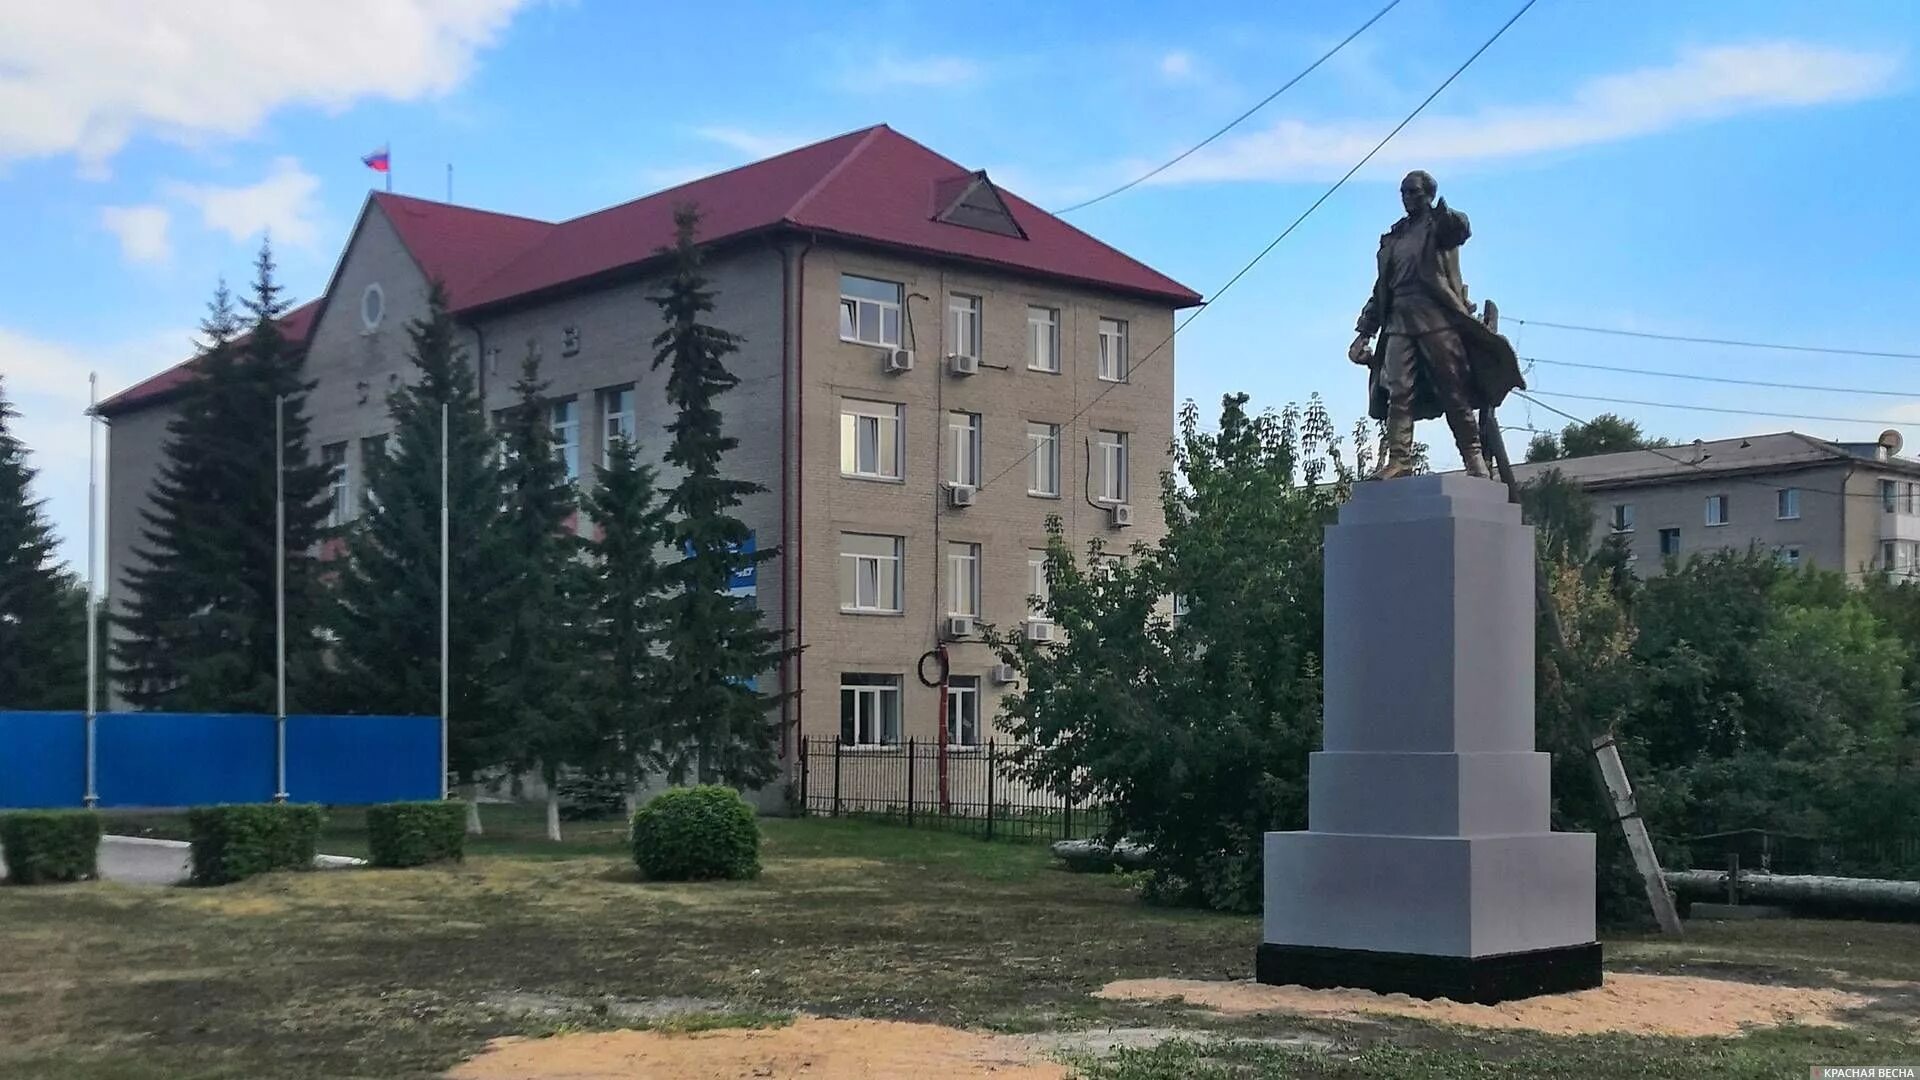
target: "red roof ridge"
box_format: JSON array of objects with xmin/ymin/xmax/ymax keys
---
[
  {"xmin": 371, "ymin": 190, "xmax": 554, "ymax": 227},
  {"xmin": 784, "ymin": 124, "xmax": 891, "ymax": 223}
]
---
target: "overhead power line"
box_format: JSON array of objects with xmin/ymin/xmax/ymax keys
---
[
  {"xmin": 1053, "ymin": 0, "xmax": 1405, "ymax": 216},
  {"xmin": 1525, "ymin": 390, "xmax": 1918, "ymax": 429},
  {"xmin": 979, "ymin": 0, "xmax": 1539, "ymax": 495},
  {"xmin": 1524, "ymin": 357, "xmax": 1916, "ymax": 399},
  {"xmin": 1508, "ymin": 318, "xmax": 1920, "ymax": 361}
]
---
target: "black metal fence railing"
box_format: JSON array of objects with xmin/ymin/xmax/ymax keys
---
[
  {"xmin": 1668, "ymin": 828, "xmax": 1920, "ymax": 881},
  {"xmin": 797, "ymin": 737, "xmax": 1104, "ymax": 843}
]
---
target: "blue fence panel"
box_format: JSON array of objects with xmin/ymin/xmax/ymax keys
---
[
  {"xmin": 286, "ymin": 715, "xmax": 440, "ymax": 805},
  {"xmin": 0, "ymin": 712, "xmax": 86, "ymax": 809},
  {"xmin": 97, "ymin": 712, "xmax": 276, "ymax": 808}
]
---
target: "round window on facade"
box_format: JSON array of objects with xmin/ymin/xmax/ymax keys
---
[{"xmin": 361, "ymin": 283, "xmax": 385, "ymax": 331}]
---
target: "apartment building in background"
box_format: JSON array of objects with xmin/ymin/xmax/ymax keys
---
[
  {"xmin": 94, "ymin": 125, "xmax": 1201, "ymax": 778},
  {"xmin": 1506, "ymin": 429, "xmax": 1920, "ymax": 578}
]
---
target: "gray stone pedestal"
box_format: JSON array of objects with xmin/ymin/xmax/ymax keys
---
[{"xmin": 1259, "ymin": 474, "xmax": 1600, "ymax": 1004}]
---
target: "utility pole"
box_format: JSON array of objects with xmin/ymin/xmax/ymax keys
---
[{"xmin": 274, "ymin": 394, "xmax": 288, "ymax": 803}]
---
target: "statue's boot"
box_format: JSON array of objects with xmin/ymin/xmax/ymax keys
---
[
  {"xmin": 1448, "ymin": 408, "xmax": 1490, "ymax": 479},
  {"xmin": 1372, "ymin": 408, "xmax": 1416, "ymax": 480}
]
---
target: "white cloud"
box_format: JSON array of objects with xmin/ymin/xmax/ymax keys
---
[
  {"xmin": 166, "ymin": 157, "xmax": 323, "ymax": 249},
  {"xmin": 99, "ymin": 204, "xmax": 172, "ymax": 263},
  {"xmin": 1149, "ymin": 42, "xmax": 1903, "ymax": 184},
  {"xmin": 843, "ymin": 54, "xmax": 981, "ymax": 91},
  {"xmin": 1159, "ymin": 50, "xmax": 1196, "ymax": 82},
  {"xmin": 0, "ymin": 1, "xmax": 531, "ymax": 174}
]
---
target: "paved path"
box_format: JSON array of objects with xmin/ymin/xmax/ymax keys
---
[{"xmin": 2, "ymin": 836, "xmax": 364, "ymax": 885}]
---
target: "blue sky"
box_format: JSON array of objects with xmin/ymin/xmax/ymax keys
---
[{"xmin": 2, "ymin": 0, "xmax": 1916, "ymax": 570}]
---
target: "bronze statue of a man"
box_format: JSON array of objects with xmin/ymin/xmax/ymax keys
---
[{"xmin": 1348, "ymin": 170, "xmax": 1523, "ymax": 480}]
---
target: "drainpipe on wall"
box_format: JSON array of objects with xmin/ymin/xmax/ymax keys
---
[{"xmin": 790, "ymin": 235, "xmax": 815, "ymax": 758}]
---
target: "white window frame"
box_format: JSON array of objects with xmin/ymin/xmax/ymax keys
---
[
  {"xmin": 948, "ymin": 411, "xmax": 981, "ymax": 487},
  {"xmin": 946, "ymin": 675, "xmax": 981, "ymax": 747},
  {"xmin": 600, "ymin": 386, "xmax": 635, "ymax": 466},
  {"xmin": 947, "ymin": 541, "xmax": 980, "ymax": 617},
  {"xmin": 839, "ymin": 274, "xmax": 903, "ymax": 348},
  {"xmin": 1775, "ymin": 487, "xmax": 1799, "ymax": 521},
  {"xmin": 840, "ymin": 533, "xmax": 904, "ymax": 613},
  {"xmin": 840, "ymin": 398, "xmax": 904, "ymax": 481},
  {"xmin": 1027, "ymin": 550, "xmax": 1050, "ymax": 620},
  {"xmin": 1704, "ymin": 494, "xmax": 1729, "ymax": 527},
  {"xmin": 841, "ymin": 674, "xmax": 902, "ymax": 747},
  {"xmin": 1095, "ymin": 429, "xmax": 1129, "ymax": 503},
  {"xmin": 1882, "ymin": 478, "xmax": 1898, "ymax": 513},
  {"xmin": 1781, "ymin": 545, "xmax": 1803, "ymax": 568},
  {"xmin": 550, "ymin": 399, "xmax": 580, "ymax": 481},
  {"xmin": 1885, "ymin": 540, "xmax": 1899, "ymax": 573},
  {"xmin": 1027, "ymin": 422, "xmax": 1060, "ymax": 497},
  {"xmin": 322, "ymin": 442, "xmax": 350, "ymax": 527},
  {"xmin": 1097, "ymin": 317, "xmax": 1128, "ymax": 382},
  {"xmin": 1610, "ymin": 503, "xmax": 1634, "ymax": 533},
  {"xmin": 1660, "ymin": 527, "xmax": 1682, "ymax": 557},
  {"xmin": 949, "ymin": 294, "xmax": 981, "ymax": 360},
  {"xmin": 1027, "ymin": 306, "xmax": 1060, "ymax": 373}
]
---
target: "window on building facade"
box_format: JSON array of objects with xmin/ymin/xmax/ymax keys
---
[
  {"xmin": 947, "ymin": 675, "xmax": 981, "ymax": 747},
  {"xmin": 322, "ymin": 442, "xmax": 350, "ymax": 527},
  {"xmin": 1094, "ymin": 430, "xmax": 1129, "ymax": 503},
  {"xmin": 839, "ymin": 274, "xmax": 902, "ymax": 347},
  {"xmin": 1776, "ymin": 487, "xmax": 1799, "ymax": 520},
  {"xmin": 948, "ymin": 411, "xmax": 981, "ymax": 487},
  {"xmin": 1780, "ymin": 545, "xmax": 1803, "ymax": 568},
  {"xmin": 1027, "ymin": 306, "xmax": 1059, "ymax": 372},
  {"xmin": 1027, "ymin": 549, "xmax": 1050, "ymax": 620},
  {"xmin": 1885, "ymin": 540, "xmax": 1899, "ymax": 573},
  {"xmin": 840, "ymin": 533, "xmax": 904, "ymax": 613},
  {"xmin": 360, "ymin": 436, "xmax": 387, "ymax": 511},
  {"xmin": 840, "ymin": 398, "xmax": 903, "ymax": 480},
  {"xmin": 948, "ymin": 294, "xmax": 981, "ymax": 359},
  {"xmin": 1097, "ymin": 317, "xmax": 1128, "ymax": 381},
  {"xmin": 1704, "ymin": 494, "xmax": 1729, "ymax": 526},
  {"xmin": 841, "ymin": 673, "xmax": 902, "ymax": 746},
  {"xmin": 1883, "ymin": 478, "xmax": 1898, "ymax": 512},
  {"xmin": 1659, "ymin": 527, "xmax": 1681, "ymax": 557},
  {"xmin": 601, "ymin": 386, "xmax": 635, "ymax": 465},
  {"xmin": 1027, "ymin": 422, "xmax": 1060, "ymax": 496},
  {"xmin": 1909, "ymin": 482, "xmax": 1917, "ymax": 515},
  {"xmin": 947, "ymin": 542, "xmax": 981, "ymax": 617},
  {"xmin": 1610, "ymin": 503, "xmax": 1634, "ymax": 533},
  {"xmin": 550, "ymin": 400, "xmax": 580, "ymax": 481}
]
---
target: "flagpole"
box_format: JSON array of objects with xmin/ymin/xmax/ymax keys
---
[
  {"xmin": 440, "ymin": 402, "xmax": 450, "ymax": 801},
  {"xmin": 387, "ymin": 140, "xmax": 393, "ymax": 194},
  {"xmin": 274, "ymin": 394, "xmax": 288, "ymax": 804},
  {"xmin": 84, "ymin": 373, "xmax": 99, "ymax": 808}
]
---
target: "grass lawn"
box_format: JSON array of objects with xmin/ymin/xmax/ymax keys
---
[{"xmin": 1, "ymin": 806, "xmax": 1914, "ymax": 1078}]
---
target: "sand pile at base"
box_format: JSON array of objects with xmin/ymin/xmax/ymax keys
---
[
  {"xmin": 444, "ymin": 1017, "xmax": 1070, "ymax": 1079},
  {"xmin": 1096, "ymin": 973, "xmax": 1873, "ymax": 1037}
]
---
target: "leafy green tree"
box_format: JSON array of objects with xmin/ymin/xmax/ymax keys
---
[
  {"xmin": 0, "ymin": 378, "xmax": 87, "ymax": 709},
  {"xmin": 328, "ymin": 281, "xmax": 509, "ymax": 832},
  {"xmin": 1524, "ymin": 413, "xmax": 1671, "ymax": 463},
  {"xmin": 116, "ymin": 247, "xmax": 332, "ymax": 711},
  {"xmin": 581, "ymin": 435, "xmax": 672, "ymax": 818},
  {"xmin": 1517, "ymin": 468, "xmax": 1597, "ymax": 567},
  {"xmin": 492, "ymin": 348, "xmax": 593, "ymax": 841},
  {"xmin": 649, "ymin": 205, "xmax": 787, "ymax": 788}
]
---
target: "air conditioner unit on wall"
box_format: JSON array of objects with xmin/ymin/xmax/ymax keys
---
[
  {"xmin": 1109, "ymin": 503, "xmax": 1135, "ymax": 528},
  {"xmin": 1024, "ymin": 619, "xmax": 1055, "ymax": 643},
  {"xmin": 945, "ymin": 615, "xmax": 975, "ymax": 640},
  {"xmin": 946, "ymin": 483, "xmax": 977, "ymax": 508},
  {"xmin": 885, "ymin": 348, "xmax": 914, "ymax": 374},
  {"xmin": 948, "ymin": 353, "xmax": 979, "ymax": 376},
  {"xmin": 991, "ymin": 663, "xmax": 1018, "ymax": 685}
]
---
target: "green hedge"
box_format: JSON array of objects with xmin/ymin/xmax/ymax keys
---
[
  {"xmin": 631, "ymin": 785, "xmax": 760, "ymax": 881},
  {"xmin": 186, "ymin": 804, "xmax": 323, "ymax": 885},
  {"xmin": 366, "ymin": 801, "xmax": 466, "ymax": 867},
  {"xmin": 0, "ymin": 810, "xmax": 101, "ymax": 885}
]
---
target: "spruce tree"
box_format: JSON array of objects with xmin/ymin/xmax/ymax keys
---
[
  {"xmin": 329, "ymin": 281, "xmax": 509, "ymax": 828},
  {"xmin": 650, "ymin": 205, "xmax": 787, "ymax": 787},
  {"xmin": 581, "ymin": 434, "xmax": 671, "ymax": 817},
  {"xmin": 0, "ymin": 378, "xmax": 87, "ymax": 709},
  {"xmin": 117, "ymin": 248, "xmax": 331, "ymax": 712},
  {"xmin": 493, "ymin": 348, "xmax": 593, "ymax": 840}
]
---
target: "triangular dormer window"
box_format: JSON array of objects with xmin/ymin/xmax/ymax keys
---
[{"xmin": 932, "ymin": 171, "xmax": 1027, "ymax": 240}]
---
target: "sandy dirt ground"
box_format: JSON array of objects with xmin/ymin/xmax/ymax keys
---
[
  {"xmin": 444, "ymin": 1018, "xmax": 1071, "ymax": 1080},
  {"xmin": 1095, "ymin": 973, "xmax": 1876, "ymax": 1037}
]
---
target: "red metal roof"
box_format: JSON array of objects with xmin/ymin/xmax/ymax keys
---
[{"xmin": 101, "ymin": 125, "xmax": 1199, "ymax": 417}]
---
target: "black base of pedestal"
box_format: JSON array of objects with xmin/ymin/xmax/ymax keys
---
[{"xmin": 1255, "ymin": 941, "xmax": 1603, "ymax": 1005}]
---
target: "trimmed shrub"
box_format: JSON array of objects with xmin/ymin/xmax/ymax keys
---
[
  {"xmin": 366, "ymin": 801, "xmax": 466, "ymax": 867},
  {"xmin": 0, "ymin": 810, "xmax": 101, "ymax": 885},
  {"xmin": 186, "ymin": 804, "xmax": 323, "ymax": 885},
  {"xmin": 631, "ymin": 785, "xmax": 760, "ymax": 881}
]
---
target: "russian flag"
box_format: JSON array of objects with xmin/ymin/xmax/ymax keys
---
[{"xmin": 362, "ymin": 146, "xmax": 390, "ymax": 173}]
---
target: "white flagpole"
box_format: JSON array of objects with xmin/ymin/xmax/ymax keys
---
[
  {"xmin": 274, "ymin": 394, "xmax": 288, "ymax": 803},
  {"xmin": 440, "ymin": 402, "xmax": 450, "ymax": 800},
  {"xmin": 84, "ymin": 373, "xmax": 99, "ymax": 807}
]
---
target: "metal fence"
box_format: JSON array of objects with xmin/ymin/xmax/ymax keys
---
[
  {"xmin": 1671, "ymin": 828, "xmax": 1920, "ymax": 881},
  {"xmin": 798, "ymin": 737, "xmax": 1104, "ymax": 842}
]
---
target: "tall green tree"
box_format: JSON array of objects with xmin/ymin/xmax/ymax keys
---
[
  {"xmin": 117, "ymin": 247, "xmax": 332, "ymax": 711},
  {"xmin": 329, "ymin": 281, "xmax": 509, "ymax": 831},
  {"xmin": 581, "ymin": 435, "xmax": 672, "ymax": 818},
  {"xmin": 650, "ymin": 205, "xmax": 786, "ymax": 788},
  {"xmin": 0, "ymin": 378, "xmax": 87, "ymax": 709},
  {"xmin": 493, "ymin": 348, "xmax": 593, "ymax": 840},
  {"xmin": 1524, "ymin": 413, "xmax": 1671, "ymax": 463}
]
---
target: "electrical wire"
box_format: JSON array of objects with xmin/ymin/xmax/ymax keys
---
[
  {"xmin": 1523, "ymin": 357, "xmax": 1916, "ymax": 399},
  {"xmin": 1053, "ymin": 0, "xmax": 1405, "ymax": 215},
  {"xmin": 978, "ymin": 0, "xmax": 1540, "ymax": 495},
  {"xmin": 1525, "ymin": 389, "xmax": 1918, "ymax": 429},
  {"xmin": 1507, "ymin": 318, "xmax": 1920, "ymax": 361}
]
